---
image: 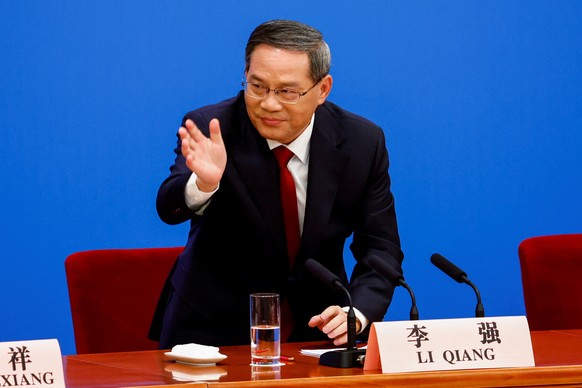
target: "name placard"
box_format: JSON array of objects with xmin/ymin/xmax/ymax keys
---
[
  {"xmin": 364, "ymin": 316, "xmax": 534, "ymax": 373},
  {"xmin": 0, "ymin": 339, "xmax": 65, "ymax": 387}
]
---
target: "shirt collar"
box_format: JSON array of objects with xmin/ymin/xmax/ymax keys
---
[{"xmin": 266, "ymin": 113, "xmax": 314, "ymax": 165}]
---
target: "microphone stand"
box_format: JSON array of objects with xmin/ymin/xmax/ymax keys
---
[
  {"xmin": 318, "ymin": 287, "xmax": 366, "ymax": 368},
  {"xmin": 465, "ymin": 278, "xmax": 485, "ymax": 317},
  {"xmin": 363, "ymin": 254, "xmax": 420, "ymax": 321},
  {"xmin": 401, "ymin": 282, "xmax": 419, "ymax": 320},
  {"xmin": 431, "ymin": 253, "xmax": 486, "ymax": 318}
]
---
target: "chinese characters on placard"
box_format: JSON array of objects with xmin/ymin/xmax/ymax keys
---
[
  {"xmin": 408, "ymin": 321, "xmax": 500, "ymax": 365},
  {"xmin": 2, "ymin": 345, "xmax": 55, "ymax": 386},
  {"xmin": 9, "ymin": 346, "xmax": 31, "ymax": 372}
]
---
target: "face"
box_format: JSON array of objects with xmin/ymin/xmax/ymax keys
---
[{"xmin": 244, "ymin": 44, "xmax": 333, "ymax": 144}]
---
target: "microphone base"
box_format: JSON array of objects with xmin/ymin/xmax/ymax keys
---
[{"xmin": 319, "ymin": 348, "xmax": 366, "ymax": 368}]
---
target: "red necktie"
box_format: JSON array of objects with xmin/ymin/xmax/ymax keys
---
[{"xmin": 273, "ymin": 146, "xmax": 301, "ymax": 267}]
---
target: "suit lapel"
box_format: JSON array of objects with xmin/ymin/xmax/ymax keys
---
[
  {"xmin": 301, "ymin": 109, "xmax": 349, "ymax": 260},
  {"xmin": 226, "ymin": 113, "xmax": 285, "ymax": 254}
]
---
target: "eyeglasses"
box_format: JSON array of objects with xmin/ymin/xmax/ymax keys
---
[{"xmin": 241, "ymin": 77, "xmax": 322, "ymax": 105}]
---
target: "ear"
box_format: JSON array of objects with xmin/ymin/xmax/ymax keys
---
[{"xmin": 316, "ymin": 74, "xmax": 333, "ymax": 105}]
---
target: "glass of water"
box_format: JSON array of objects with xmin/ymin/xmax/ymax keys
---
[{"xmin": 250, "ymin": 293, "xmax": 280, "ymax": 366}]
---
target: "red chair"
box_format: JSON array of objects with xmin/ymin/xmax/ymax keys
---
[
  {"xmin": 518, "ymin": 234, "xmax": 582, "ymax": 331},
  {"xmin": 65, "ymin": 247, "xmax": 181, "ymax": 354}
]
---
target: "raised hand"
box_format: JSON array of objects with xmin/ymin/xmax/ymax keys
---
[{"xmin": 179, "ymin": 118, "xmax": 226, "ymax": 192}]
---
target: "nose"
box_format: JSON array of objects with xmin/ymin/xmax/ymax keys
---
[{"xmin": 260, "ymin": 90, "xmax": 283, "ymax": 111}]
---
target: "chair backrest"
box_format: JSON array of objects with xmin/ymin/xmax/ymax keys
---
[
  {"xmin": 518, "ymin": 234, "xmax": 582, "ymax": 331},
  {"xmin": 65, "ymin": 247, "xmax": 182, "ymax": 354}
]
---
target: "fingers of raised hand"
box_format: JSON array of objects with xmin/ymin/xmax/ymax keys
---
[
  {"xmin": 208, "ymin": 118, "xmax": 224, "ymax": 145},
  {"xmin": 179, "ymin": 121, "xmax": 208, "ymax": 153}
]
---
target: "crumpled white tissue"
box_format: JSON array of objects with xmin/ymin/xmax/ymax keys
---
[{"xmin": 171, "ymin": 343, "xmax": 223, "ymax": 358}]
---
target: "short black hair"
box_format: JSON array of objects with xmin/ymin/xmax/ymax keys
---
[{"xmin": 245, "ymin": 20, "xmax": 331, "ymax": 82}]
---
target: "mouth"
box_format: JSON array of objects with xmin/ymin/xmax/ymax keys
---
[{"xmin": 260, "ymin": 117, "xmax": 284, "ymax": 127}]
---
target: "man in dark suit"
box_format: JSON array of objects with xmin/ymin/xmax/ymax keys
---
[{"xmin": 151, "ymin": 19, "xmax": 404, "ymax": 348}]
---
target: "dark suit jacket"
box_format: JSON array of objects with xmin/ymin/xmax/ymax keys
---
[{"xmin": 151, "ymin": 91, "xmax": 403, "ymax": 346}]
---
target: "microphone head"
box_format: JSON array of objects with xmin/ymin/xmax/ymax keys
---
[
  {"xmin": 365, "ymin": 254, "xmax": 418, "ymax": 319},
  {"xmin": 430, "ymin": 253, "xmax": 467, "ymax": 283},
  {"xmin": 304, "ymin": 259, "xmax": 343, "ymax": 290},
  {"xmin": 364, "ymin": 254, "xmax": 404, "ymax": 285}
]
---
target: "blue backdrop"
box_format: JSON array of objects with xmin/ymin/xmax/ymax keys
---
[{"xmin": 1, "ymin": 1, "xmax": 581, "ymax": 355}]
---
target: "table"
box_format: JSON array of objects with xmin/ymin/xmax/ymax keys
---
[{"xmin": 63, "ymin": 329, "xmax": 582, "ymax": 387}]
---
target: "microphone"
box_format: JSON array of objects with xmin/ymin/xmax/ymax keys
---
[
  {"xmin": 364, "ymin": 255, "xmax": 419, "ymax": 320},
  {"xmin": 430, "ymin": 253, "xmax": 485, "ymax": 317},
  {"xmin": 304, "ymin": 258, "xmax": 344, "ymax": 292},
  {"xmin": 304, "ymin": 258, "xmax": 365, "ymax": 368}
]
